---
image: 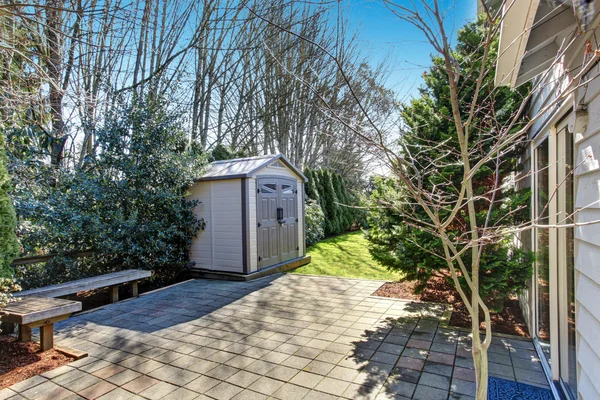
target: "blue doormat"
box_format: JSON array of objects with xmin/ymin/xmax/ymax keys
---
[{"xmin": 488, "ymin": 376, "xmax": 553, "ymax": 400}]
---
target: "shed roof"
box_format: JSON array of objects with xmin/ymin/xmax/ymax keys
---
[{"xmin": 198, "ymin": 154, "xmax": 307, "ymax": 182}]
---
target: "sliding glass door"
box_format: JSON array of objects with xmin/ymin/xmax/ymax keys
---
[
  {"xmin": 557, "ymin": 126, "xmax": 576, "ymax": 398},
  {"xmin": 535, "ymin": 138, "xmax": 551, "ymax": 363},
  {"xmin": 532, "ymin": 121, "xmax": 576, "ymax": 398}
]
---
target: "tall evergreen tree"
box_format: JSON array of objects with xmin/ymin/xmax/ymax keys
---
[
  {"xmin": 367, "ymin": 18, "xmax": 533, "ymax": 310},
  {"xmin": 0, "ymin": 133, "xmax": 20, "ymax": 277}
]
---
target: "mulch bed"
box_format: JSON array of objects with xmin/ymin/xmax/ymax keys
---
[
  {"xmin": 0, "ymin": 335, "xmax": 75, "ymax": 390},
  {"xmin": 373, "ymin": 274, "xmax": 530, "ymax": 337}
]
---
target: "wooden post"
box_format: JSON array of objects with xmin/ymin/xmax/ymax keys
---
[
  {"xmin": 1, "ymin": 321, "xmax": 15, "ymax": 334},
  {"xmin": 18, "ymin": 325, "xmax": 32, "ymax": 342},
  {"xmin": 131, "ymin": 281, "xmax": 139, "ymax": 297},
  {"xmin": 40, "ymin": 324, "xmax": 54, "ymax": 351},
  {"xmin": 110, "ymin": 285, "xmax": 119, "ymax": 303}
]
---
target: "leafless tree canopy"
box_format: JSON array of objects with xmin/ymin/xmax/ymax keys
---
[{"xmin": 0, "ymin": 0, "xmax": 398, "ymax": 181}]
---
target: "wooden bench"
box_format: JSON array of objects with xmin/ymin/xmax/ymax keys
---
[
  {"xmin": 17, "ymin": 269, "xmax": 152, "ymax": 303},
  {"xmin": 0, "ymin": 296, "xmax": 82, "ymax": 350}
]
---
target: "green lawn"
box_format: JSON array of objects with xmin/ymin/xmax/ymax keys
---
[{"xmin": 291, "ymin": 230, "xmax": 403, "ymax": 280}]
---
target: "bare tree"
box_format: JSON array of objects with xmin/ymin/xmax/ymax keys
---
[{"xmin": 251, "ymin": 0, "xmax": 600, "ymax": 398}]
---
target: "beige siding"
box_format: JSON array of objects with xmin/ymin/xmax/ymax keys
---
[
  {"xmin": 187, "ymin": 179, "xmax": 243, "ymax": 273},
  {"xmin": 248, "ymin": 178, "xmax": 258, "ymax": 272},
  {"xmin": 574, "ymin": 64, "xmax": 600, "ymax": 399}
]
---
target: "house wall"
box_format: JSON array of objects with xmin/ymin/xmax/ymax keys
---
[
  {"xmin": 573, "ymin": 61, "xmax": 600, "ymax": 399},
  {"xmin": 187, "ymin": 179, "xmax": 243, "ymax": 273},
  {"xmin": 522, "ymin": 55, "xmax": 600, "ymax": 398}
]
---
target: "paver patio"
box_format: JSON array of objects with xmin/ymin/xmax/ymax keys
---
[{"xmin": 0, "ymin": 274, "xmax": 549, "ymax": 400}]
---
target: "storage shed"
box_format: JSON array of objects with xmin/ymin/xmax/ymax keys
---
[{"xmin": 187, "ymin": 154, "xmax": 310, "ymax": 278}]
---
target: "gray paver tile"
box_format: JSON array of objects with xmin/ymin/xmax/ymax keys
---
[
  {"xmin": 289, "ymin": 371, "xmax": 323, "ymax": 389},
  {"xmin": 185, "ymin": 375, "xmax": 221, "ymax": 393},
  {"xmin": 281, "ymin": 355, "xmax": 311, "ymax": 370},
  {"xmin": 106, "ymin": 369, "xmax": 142, "ymax": 386},
  {"xmin": 328, "ymin": 366, "xmax": 359, "ymax": 382},
  {"xmin": 271, "ymin": 383, "xmax": 310, "ymax": 400},
  {"xmin": 304, "ymin": 389, "xmax": 338, "ymax": 400},
  {"xmin": 40, "ymin": 366, "xmax": 75, "ymax": 380},
  {"xmin": 204, "ymin": 382, "xmax": 243, "ymax": 400},
  {"xmin": 92, "ymin": 364, "xmax": 127, "ymax": 379},
  {"xmin": 244, "ymin": 360, "xmax": 277, "ymax": 375},
  {"xmin": 264, "ymin": 365, "xmax": 299, "ymax": 382},
  {"xmin": 419, "ymin": 371, "xmax": 450, "ymax": 390},
  {"xmin": 0, "ymin": 389, "xmax": 16, "ymax": 400},
  {"xmin": 161, "ymin": 387, "xmax": 199, "ymax": 400},
  {"xmin": 303, "ymin": 360, "xmax": 335, "ymax": 375},
  {"xmin": 314, "ymin": 376, "xmax": 350, "ymax": 396},
  {"xmin": 78, "ymin": 380, "xmax": 117, "ymax": 400},
  {"xmin": 205, "ymin": 364, "xmax": 240, "ymax": 380},
  {"xmin": 341, "ymin": 383, "xmax": 379, "ymax": 400},
  {"xmin": 450, "ymin": 378, "xmax": 476, "ymax": 396},
  {"xmin": 163, "ymin": 369, "xmax": 201, "ymax": 386},
  {"xmin": 226, "ymin": 370, "xmax": 261, "ymax": 387},
  {"xmin": 186, "ymin": 360, "xmax": 219, "ymax": 374},
  {"xmin": 130, "ymin": 359, "xmax": 164, "ymax": 374},
  {"xmin": 231, "ymin": 389, "xmax": 267, "ymax": 400},
  {"xmin": 247, "ymin": 376, "xmax": 285, "ymax": 396},
  {"xmin": 260, "ymin": 351, "xmax": 289, "ymax": 364},
  {"xmin": 412, "ymin": 384, "xmax": 447, "ymax": 400},
  {"xmin": 8, "ymin": 375, "xmax": 48, "ymax": 393},
  {"xmin": 147, "ymin": 364, "xmax": 183, "ymax": 380},
  {"xmin": 138, "ymin": 381, "xmax": 178, "ymax": 400},
  {"xmin": 60, "ymin": 374, "xmax": 102, "ymax": 393},
  {"xmin": 96, "ymin": 387, "xmax": 134, "ymax": 400},
  {"xmin": 382, "ymin": 378, "xmax": 416, "ymax": 398},
  {"xmin": 423, "ymin": 361, "xmax": 453, "ymax": 377},
  {"xmin": 121, "ymin": 375, "xmax": 159, "ymax": 394}
]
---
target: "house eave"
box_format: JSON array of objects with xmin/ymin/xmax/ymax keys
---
[{"xmin": 494, "ymin": 0, "xmax": 541, "ymax": 87}]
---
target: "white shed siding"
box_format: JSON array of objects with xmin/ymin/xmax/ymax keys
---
[
  {"xmin": 573, "ymin": 64, "xmax": 600, "ymax": 399},
  {"xmin": 188, "ymin": 179, "xmax": 243, "ymax": 272},
  {"xmin": 248, "ymin": 178, "xmax": 258, "ymax": 272}
]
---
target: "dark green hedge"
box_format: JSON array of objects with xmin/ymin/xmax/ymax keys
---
[{"xmin": 304, "ymin": 168, "xmax": 363, "ymax": 236}]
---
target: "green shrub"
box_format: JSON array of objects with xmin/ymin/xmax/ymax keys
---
[
  {"xmin": 13, "ymin": 96, "xmax": 205, "ymax": 288},
  {"xmin": 304, "ymin": 167, "xmax": 361, "ymax": 238},
  {"xmin": 305, "ymin": 200, "xmax": 325, "ymax": 246}
]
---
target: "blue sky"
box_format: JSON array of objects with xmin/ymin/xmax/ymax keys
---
[{"xmin": 342, "ymin": 0, "xmax": 477, "ymax": 100}]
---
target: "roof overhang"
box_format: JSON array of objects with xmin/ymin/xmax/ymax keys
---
[{"xmin": 495, "ymin": 0, "xmax": 580, "ymax": 87}]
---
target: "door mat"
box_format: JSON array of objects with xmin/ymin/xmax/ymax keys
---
[{"xmin": 488, "ymin": 376, "xmax": 553, "ymax": 399}]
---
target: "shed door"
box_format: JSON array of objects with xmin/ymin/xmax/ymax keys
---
[
  {"xmin": 257, "ymin": 180, "xmax": 280, "ymax": 269},
  {"xmin": 257, "ymin": 177, "xmax": 299, "ymax": 269},
  {"xmin": 279, "ymin": 180, "xmax": 298, "ymax": 263}
]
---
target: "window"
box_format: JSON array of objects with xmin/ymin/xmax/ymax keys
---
[{"xmin": 260, "ymin": 183, "xmax": 276, "ymax": 193}]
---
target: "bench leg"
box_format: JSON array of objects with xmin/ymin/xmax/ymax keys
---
[
  {"xmin": 110, "ymin": 285, "xmax": 119, "ymax": 303},
  {"xmin": 40, "ymin": 324, "xmax": 54, "ymax": 351},
  {"xmin": 131, "ymin": 281, "xmax": 139, "ymax": 297},
  {"xmin": 1, "ymin": 321, "xmax": 15, "ymax": 334},
  {"xmin": 18, "ymin": 325, "xmax": 32, "ymax": 342}
]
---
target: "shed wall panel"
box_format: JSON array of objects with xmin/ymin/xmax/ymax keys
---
[
  {"xmin": 248, "ymin": 178, "xmax": 258, "ymax": 272},
  {"xmin": 187, "ymin": 178, "xmax": 243, "ymax": 273}
]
